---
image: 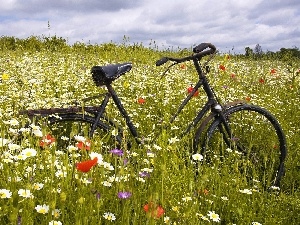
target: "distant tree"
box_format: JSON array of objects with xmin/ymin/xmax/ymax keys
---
[
  {"xmin": 245, "ymin": 47, "xmax": 253, "ymax": 57},
  {"xmin": 254, "ymin": 44, "xmax": 263, "ymax": 58}
]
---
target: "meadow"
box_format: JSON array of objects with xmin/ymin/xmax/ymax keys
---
[{"xmin": 0, "ymin": 37, "xmax": 300, "ymax": 225}]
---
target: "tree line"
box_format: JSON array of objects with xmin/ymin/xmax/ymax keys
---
[
  {"xmin": 0, "ymin": 35, "xmax": 299, "ymax": 61},
  {"xmin": 244, "ymin": 44, "xmax": 300, "ymax": 60}
]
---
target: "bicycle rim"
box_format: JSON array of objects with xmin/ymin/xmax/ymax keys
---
[
  {"xmin": 203, "ymin": 104, "xmax": 286, "ymax": 188},
  {"xmin": 48, "ymin": 114, "xmax": 121, "ymax": 153}
]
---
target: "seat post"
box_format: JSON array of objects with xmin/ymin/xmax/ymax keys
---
[{"xmin": 105, "ymin": 83, "xmax": 139, "ymax": 139}]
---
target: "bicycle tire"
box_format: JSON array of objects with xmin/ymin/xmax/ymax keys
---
[
  {"xmin": 200, "ymin": 104, "xmax": 286, "ymax": 187},
  {"xmin": 47, "ymin": 114, "xmax": 122, "ymax": 153}
]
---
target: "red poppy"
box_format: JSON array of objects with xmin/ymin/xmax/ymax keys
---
[
  {"xmin": 40, "ymin": 134, "xmax": 56, "ymax": 147},
  {"xmin": 143, "ymin": 202, "xmax": 165, "ymax": 219},
  {"xmin": 219, "ymin": 65, "xmax": 226, "ymax": 71},
  {"xmin": 76, "ymin": 157, "xmax": 98, "ymax": 172},
  {"xmin": 138, "ymin": 98, "xmax": 146, "ymax": 104},
  {"xmin": 187, "ymin": 86, "xmax": 199, "ymax": 97},
  {"xmin": 259, "ymin": 78, "xmax": 265, "ymax": 84},
  {"xmin": 270, "ymin": 69, "xmax": 276, "ymax": 74},
  {"xmin": 180, "ymin": 64, "xmax": 186, "ymax": 69},
  {"xmin": 245, "ymin": 96, "xmax": 251, "ymax": 102},
  {"xmin": 197, "ymin": 189, "xmax": 209, "ymax": 195},
  {"xmin": 76, "ymin": 140, "xmax": 91, "ymax": 151}
]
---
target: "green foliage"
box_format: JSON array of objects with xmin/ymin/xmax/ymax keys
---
[{"xmin": 0, "ymin": 36, "xmax": 299, "ymax": 224}]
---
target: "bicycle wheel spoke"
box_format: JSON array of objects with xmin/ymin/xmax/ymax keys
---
[
  {"xmin": 48, "ymin": 116, "xmax": 121, "ymax": 153},
  {"xmin": 199, "ymin": 105, "xmax": 286, "ymax": 188}
]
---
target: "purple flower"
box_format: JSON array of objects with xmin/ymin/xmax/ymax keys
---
[
  {"xmin": 109, "ymin": 149, "xmax": 124, "ymax": 156},
  {"xmin": 139, "ymin": 171, "xmax": 150, "ymax": 177},
  {"xmin": 118, "ymin": 191, "xmax": 132, "ymax": 199}
]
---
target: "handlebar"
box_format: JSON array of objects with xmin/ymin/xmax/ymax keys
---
[{"xmin": 156, "ymin": 42, "xmax": 216, "ymax": 66}]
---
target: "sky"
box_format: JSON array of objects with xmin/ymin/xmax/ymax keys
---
[{"xmin": 0, "ymin": 0, "xmax": 299, "ymax": 54}]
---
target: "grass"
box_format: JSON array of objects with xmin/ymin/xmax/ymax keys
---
[{"xmin": 0, "ymin": 41, "xmax": 300, "ymax": 225}]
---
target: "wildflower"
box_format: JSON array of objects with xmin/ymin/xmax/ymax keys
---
[
  {"xmin": 192, "ymin": 153, "xmax": 203, "ymax": 161},
  {"xmin": 270, "ymin": 69, "xmax": 276, "ymax": 74},
  {"xmin": 67, "ymin": 145, "xmax": 78, "ymax": 152},
  {"xmin": 111, "ymin": 129, "xmax": 118, "ymax": 136},
  {"xmin": 103, "ymin": 212, "xmax": 116, "ymax": 221},
  {"xmin": 219, "ymin": 65, "xmax": 226, "ymax": 71},
  {"xmin": 55, "ymin": 170, "xmax": 67, "ymax": 178},
  {"xmin": 89, "ymin": 152, "xmax": 103, "ymax": 164},
  {"xmin": 74, "ymin": 135, "xmax": 86, "ymax": 142},
  {"xmin": 187, "ymin": 86, "xmax": 199, "ymax": 97},
  {"xmin": 76, "ymin": 157, "xmax": 98, "ymax": 172},
  {"xmin": 102, "ymin": 162, "xmax": 114, "ymax": 170},
  {"xmin": 76, "ymin": 140, "xmax": 91, "ymax": 151},
  {"xmin": 270, "ymin": 186, "xmax": 280, "ymax": 191},
  {"xmin": 33, "ymin": 183, "xmax": 44, "ymax": 190},
  {"xmin": 259, "ymin": 78, "xmax": 265, "ymax": 84},
  {"xmin": 182, "ymin": 196, "xmax": 192, "ymax": 202},
  {"xmin": 139, "ymin": 171, "xmax": 151, "ymax": 178},
  {"xmin": 221, "ymin": 196, "xmax": 228, "ymax": 201},
  {"xmin": 8, "ymin": 143, "xmax": 21, "ymax": 151},
  {"xmin": 117, "ymin": 191, "xmax": 132, "ymax": 199},
  {"xmin": 0, "ymin": 189, "xmax": 12, "ymax": 198},
  {"xmin": 168, "ymin": 136, "xmax": 179, "ymax": 144},
  {"xmin": 49, "ymin": 221, "xmax": 62, "ymax": 225},
  {"xmin": 16, "ymin": 154, "xmax": 27, "ymax": 160},
  {"xmin": 137, "ymin": 177, "xmax": 146, "ymax": 182},
  {"xmin": 224, "ymin": 54, "xmax": 230, "ymax": 60},
  {"xmin": 207, "ymin": 211, "xmax": 221, "ymax": 222},
  {"xmin": 164, "ymin": 216, "xmax": 170, "ymax": 223},
  {"xmin": 2, "ymin": 73, "xmax": 9, "ymax": 80},
  {"xmin": 35, "ymin": 204, "xmax": 50, "ymax": 214},
  {"xmin": 180, "ymin": 64, "xmax": 186, "ymax": 69},
  {"xmin": 147, "ymin": 152, "xmax": 155, "ymax": 157},
  {"xmin": 61, "ymin": 136, "xmax": 69, "ymax": 141},
  {"xmin": 252, "ymin": 222, "xmax": 262, "ymax": 225},
  {"xmin": 81, "ymin": 177, "xmax": 93, "ymax": 184},
  {"xmin": 18, "ymin": 189, "xmax": 34, "ymax": 198},
  {"xmin": 52, "ymin": 209, "xmax": 61, "ymax": 218},
  {"xmin": 7, "ymin": 118, "xmax": 19, "ymax": 126},
  {"xmin": 138, "ymin": 97, "xmax": 146, "ymax": 104},
  {"xmin": 110, "ymin": 148, "xmax": 124, "ymax": 156},
  {"xmin": 40, "ymin": 134, "xmax": 56, "ymax": 147},
  {"xmin": 172, "ymin": 206, "xmax": 179, "ymax": 212},
  {"xmin": 239, "ymin": 188, "xmax": 252, "ymax": 194},
  {"xmin": 143, "ymin": 202, "xmax": 165, "ymax": 219},
  {"xmin": 21, "ymin": 148, "xmax": 37, "ymax": 158},
  {"xmin": 245, "ymin": 96, "xmax": 251, "ymax": 101},
  {"xmin": 123, "ymin": 81, "xmax": 130, "ymax": 88},
  {"xmin": 102, "ymin": 181, "xmax": 112, "ymax": 187},
  {"xmin": 0, "ymin": 138, "xmax": 9, "ymax": 147},
  {"xmin": 32, "ymin": 129, "xmax": 43, "ymax": 137}
]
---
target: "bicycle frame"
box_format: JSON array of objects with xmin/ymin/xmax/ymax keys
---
[{"xmin": 91, "ymin": 58, "xmax": 223, "ymax": 145}]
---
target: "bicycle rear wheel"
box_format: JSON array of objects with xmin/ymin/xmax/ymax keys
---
[
  {"xmin": 47, "ymin": 114, "xmax": 122, "ymax": 153},
  {"xmin": 201, "ymin": 104, "xmax": 286, "ymax": 187}
]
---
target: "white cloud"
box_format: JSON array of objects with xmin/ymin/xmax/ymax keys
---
[{"xmin": 0, "ymin": 0, "xmax": 299, "ymax": 53}]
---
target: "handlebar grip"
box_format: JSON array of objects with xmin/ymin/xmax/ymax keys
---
[
  {"xmin": 156, "ymin": 57, "xmax": 169, "ymax": 66},
  {"xmin": 193, "ymin": 43, "xmax": 216, "ymax": 53}
]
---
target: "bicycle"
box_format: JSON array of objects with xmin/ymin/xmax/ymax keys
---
[{"xmin": 19, "ymin": 43, "xmax": 287, "ymax": 187}]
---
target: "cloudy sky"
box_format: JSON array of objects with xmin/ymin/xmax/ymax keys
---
[{"xmin": 0, "ymin": 0, "xmax": 299, "ymax": 53}]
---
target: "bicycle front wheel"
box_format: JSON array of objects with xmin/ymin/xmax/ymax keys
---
[
  {"xmin": 47, "ymin": 114, "xmax": 122, "ymax": 153},
  {"xmin": 202, "ymin": 104, "xmax": 287, "ymax": 187}
]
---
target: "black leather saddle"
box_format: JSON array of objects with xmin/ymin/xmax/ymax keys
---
[{"xmin": 91, "ymin": 63, "xmax": 132, "ymax": 86}]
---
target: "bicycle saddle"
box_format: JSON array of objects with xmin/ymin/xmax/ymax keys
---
[{"xmin": 91, "ymin": 63, "xmax": 132, "ymax": 86}]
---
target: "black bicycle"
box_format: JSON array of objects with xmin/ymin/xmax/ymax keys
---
[{"xmin": 19, "ymin": 43, "xmax": 287, "ymax": 187}]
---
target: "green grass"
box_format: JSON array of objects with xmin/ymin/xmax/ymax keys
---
[{"xmin": 0, "ymin": 41, "xmax": 299, "ymax": 225}]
